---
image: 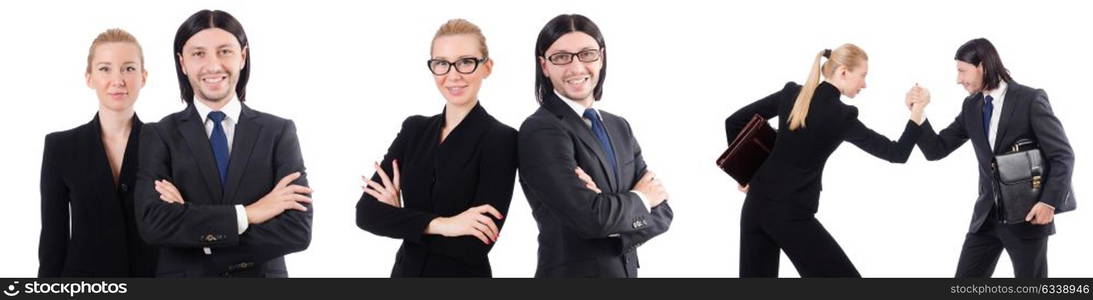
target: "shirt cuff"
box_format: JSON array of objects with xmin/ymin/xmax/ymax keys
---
[
  {"xmin": 1040, "ymin": 202, "xmax": 1056, "ymax": 210},
  {"xmin": 235, "ymin": 204, "xmax": 249, "ymax": 235},
  {"xmin": 631, "ymin": 190, "xmax": 651, "ymax": 213}
]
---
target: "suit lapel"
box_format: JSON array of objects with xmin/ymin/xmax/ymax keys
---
[
  {"xmin": 992, "ymin": 83, "xmax": 1021, "ymax": 154},
  {"xmin": 543, "ymin": 94, "xmax": 619, "ymax": 191},
  {"xmin": 223, "ymin": 104, "xmax": 262, "ymax": 205},
  {"xmin": 177, "ymin": 105, "xmax": 224, "ymax": 202},
  {"xmin": 601, "ymin": 112, "xmax": 628, "ymax": 191}
]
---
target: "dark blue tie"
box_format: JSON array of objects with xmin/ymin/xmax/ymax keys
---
[
  {"xmin": 583, "ymin": 108, "xmax": 618, "ymax": 179},
  {"xmin": 208, "ymin": 111, "xmax": 230, "ymax": 186},
  {"xmin": 982, "ymin": 95, "xmax": 994, "ymax": 141}
]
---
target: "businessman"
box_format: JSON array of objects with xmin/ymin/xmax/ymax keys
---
[
  {"xmin": 518, "ymin": 14, "xmax": 673, "ymax": 278},
  {"xmin": 135, "ymin": 9, "xmax": 313, "ymax": 277},
  {"xmin": 911, "ymin": 38, "xmax": 1075, "ymax": 278}
]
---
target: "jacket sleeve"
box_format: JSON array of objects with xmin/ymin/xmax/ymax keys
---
[
  {"xmin": 38, "ymin": 134, "xmax": 69, "ymax": 277},
  {"xmin": 725, "ymin": 82, "xmax": 794, "ymax": 145},
  {"xmin": 355, "ymin": 117, "xmax": 438, "ymax": 244},
  {"xmin": 1027, "ymin": 89, "xmax": 1075, "ymax": 208},
  {"xmin": 843, "ymin": 107, "xmax": 922, "ymax": 163},
  {"xmin": 618, "ymin": 119, "xmax": 672, "ymax": 253},
  {"xmin": 916, "ymin": 110, "xmax": 970, "ymax": 161}
]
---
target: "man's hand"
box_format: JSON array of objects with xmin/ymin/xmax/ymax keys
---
[
  {"xmin": 633, "ymin": 170, "xmax": 668, "ymax": 207},
  {"xmin": 245, "ymin": 172, "xmax": 312, "ymax": 224},
  {"xmin": 1025, "ymin": 202, "xmax": 1055, "ymax": 225}
]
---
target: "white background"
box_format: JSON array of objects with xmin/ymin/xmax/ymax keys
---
[{"xmin": 0, "ymin": 0, "xmax": 1088, "ymax": 277}]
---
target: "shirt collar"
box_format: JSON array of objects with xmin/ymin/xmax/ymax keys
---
[
  {"xmin": 194, "ymin": 95, "xmax": 242, "ymax": 124},
  {"xmin": 983, "ymin": 81, "xmax": 1008, "ymax": 102},
  {"xmin": 554, "ymin": 89, "xmax": 600, "ymax": 121}
]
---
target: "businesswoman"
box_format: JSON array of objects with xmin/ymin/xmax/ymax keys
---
[
  {"xmin": 725, "ymin": 44, "xmax": 928, "ymax": 277},
  {"xmin": 355, "ymin": 19, "xmax": 518, "ymax": 277},
  {"xmin": 39, "ymin": 28, "xmax": 157, "ymax": 277}
]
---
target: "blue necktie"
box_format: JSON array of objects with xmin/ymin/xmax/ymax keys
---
[
  {"xmin": 982, "ymin": 95, "xmax": 994, "ymax": 141},
  {"xmin": 208, "ymin": 111, "xmax": 229, "ymax": 186},
  {"xmin": 583, "ymin": 108, "xmax": 617, "ymax": 179}
]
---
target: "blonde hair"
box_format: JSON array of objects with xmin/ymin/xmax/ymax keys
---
[
  {"xmin": 86, "ymin": 28, "xmax": 144, "ymax": 74},
  {"xmin": 431, "ymin": 19, "xmax": 488, "ymax": 58},
  {"xmin": 788, "ymin": 43, "xmax": 868, "ymax": 130}
]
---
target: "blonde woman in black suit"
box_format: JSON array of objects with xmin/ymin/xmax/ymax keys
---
[
  {"xmin": 725, "ymin": 44, "xmax": 928, "ymax": 277},
  {"xmin": 39, "ymin": 28, "xmax": 157, "ymax": 277}
]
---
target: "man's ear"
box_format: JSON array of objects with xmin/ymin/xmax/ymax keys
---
[
  {"xmin": 539, "ymin": 56, "xmax": 549, "ymax": 77},
  {"xmin": 177, "ymin": 53, "xmax": 187, "ymax": 75},
  {"xmin": 240, "ymin": 46, "xmax": 248, "ymax": 70}
]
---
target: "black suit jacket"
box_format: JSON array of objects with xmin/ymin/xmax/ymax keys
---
[
  {"xmin": 135, "ymin": 104, "xmax": 312, "ymax": 277},
  {"xmin": 917, "ymin": 82, "xmax": 1075, "ymax": 237},
  {"xmin": 356, "ymin": 103, "xmax": 518, "ymax": 277},
  {"xmin": 39, "ymin": 114, "xmax": 158, "ymax": 277},
  {"xmin": 519, "ymin": 93, "xmax": 673, "ymax": 278},
  {"xmin": 725, "ymin": 82, "xmax": 922, "ymax": 215}
]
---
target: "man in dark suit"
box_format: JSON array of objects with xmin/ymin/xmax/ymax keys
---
[
  {"xmin": 518, "ymin": 14, "xmax": 673, "ymax": 278},
  {"xmin": 911, "ymin": 38, "xmax": 1075, "ymax": 278},
  {"xmin": 134, "ymin": 10, "xmax": 312, "ymax": 277}
]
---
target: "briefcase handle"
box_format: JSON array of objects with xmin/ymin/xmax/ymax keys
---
[{"xmin": 1009, "ymin": 139, "xmax": 1037, "ymax": 153}]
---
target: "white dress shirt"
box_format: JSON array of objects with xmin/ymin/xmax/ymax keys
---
[
  {"xmin": 983, "ymin": 81, "xmax": 1008, "ymax": 150},
  {"xmin": 554, "ymin": 91, "xmax": 652, "ymax": 213},
  {"xmin": 193, "ymin": 97, "xmax": 249, "ymax": 254}
]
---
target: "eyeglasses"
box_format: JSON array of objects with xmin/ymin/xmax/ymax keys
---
[
  {"xmin": 544, "ymin": 49, "xmax": 602, "ymax": 65},
  {"xmin": 427, "ymin": 57, "xmax": 487, "ymax": 75}
]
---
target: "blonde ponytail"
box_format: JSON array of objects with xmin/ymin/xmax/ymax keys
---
[{"xmin": 788, "ymin": 50, "xmax": 826, "ymax": 130}]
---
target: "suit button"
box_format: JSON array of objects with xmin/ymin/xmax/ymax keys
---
[
  {"xmin": 203, "ymin": 234, "xmax": 218, "ymax": 242},
  {"xmin": 120, "ymin": 184, "xmax": 129, "ymax": 192}
]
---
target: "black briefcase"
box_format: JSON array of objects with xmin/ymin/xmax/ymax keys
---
[{"xmin": 991, "ymin": 139, "xmax": 1043, "ymax": 224}]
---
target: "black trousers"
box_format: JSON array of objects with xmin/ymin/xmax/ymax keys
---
[
  {"xmin": 955, "ymin": 219, "xmax": 1049, "ymax": 278},
  {"xmin": 739, "ymin": 198, "xmax": 860, "ymax": 277}
]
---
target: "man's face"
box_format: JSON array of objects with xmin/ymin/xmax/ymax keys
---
[
  {"xmin": 956, "ymin": 60, "xmax": 984, "ymax": 94},
  {"xmin": 540, "ymin": 32, "xmax": 602, "ymax": 104},
  {"xmin": 179, "ymin": 28, "xmax": 246, "ymax": 104}
]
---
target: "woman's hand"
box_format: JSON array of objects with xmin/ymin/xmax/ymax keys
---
[
  {"xmin": 361, "ymin": 160, "xmax": 402, "ymax": 208},
  {"xmin": 155, "ymin": 179, "xmax": 186, "ymax": 204},
  {"xmin": 426, "ymin": 204, "xmax": 505, "ymax": 244}
]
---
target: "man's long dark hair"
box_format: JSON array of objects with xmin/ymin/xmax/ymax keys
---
[
  {"xmin": 173, "ymin": 9, "xmax": 251, "ymax": 103},
  {"xmin": 955, "ymin": 38, "xmax": 1013, "ymax": 92},
  {"xmin": 534, "ymin": 14, "xmax": 607, "ymax": 103}
]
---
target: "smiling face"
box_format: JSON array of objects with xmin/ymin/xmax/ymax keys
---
[
  {"xmin": 178, "ymin": 28, "xmax": 247, "ymax": 105},
  {"xmin": 431, "ymin": 34, "xmax": 491, "ymax": 107},
  {"xmin": 956, "ymin": 60, "xmax": 984, "ymax": 94},
  {"xmin": 86, "ymin": 42, "xmax": 146, "ymax": 113},
  {"xmin": 540, "ymin": 32, "xmax": 602, "ymax": 104}
]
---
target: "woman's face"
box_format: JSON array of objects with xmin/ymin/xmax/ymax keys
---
[
  {"xmin": 86, "ymin": 42, "xmax": 145, "ymax": 112},
  {"xmin": 835, "ymin": 60, "xmax": 868, "ymax": 98},
  {"xmin": 430, "ymin": 34, "xmax": 491, "ymax": 107}
]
